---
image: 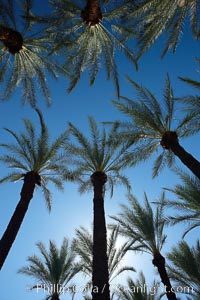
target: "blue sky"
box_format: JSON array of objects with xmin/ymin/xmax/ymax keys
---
[{"xmin": 0, "ymin": 1, "xmax": 200, "ymax": 300}]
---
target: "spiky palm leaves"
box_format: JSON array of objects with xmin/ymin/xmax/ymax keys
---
[
  {"xmin": 112, "ymin": 75, "xmax": 200, "ymax": 178},
  {"xmin": 128, "ymin": 0, "xmax": 200, "ymax": 58},
  {"xmin": 66, "ymin": 116, "xmax": 131, "ymax": 300},
  {"xmin": 177, "ymin": 57, "xmax": 200, "ymax": 129},
  {"xmin": 164, "ymin": 169, "xmax": 200, "ymax": 238},
  {"xmin": 44, "ymin": 0, "xmax": 137, "ymax": 95},
  {"xmin": 118, "ymin": 271, "xmax": 160, "ymax": 300},
  {"xmin": 0, "ymin": 0, "xmax": 67, "ymax": 106},
  {"xmin": 18, "ymin": 238, "xmax": 80, "ymax": 300},
  {"xmin": 73, "ymin": 225, "xmax": 135, "ymax": 282},
  {"xmin": 167, "ymin": 240, "xmax": 200, "ymax": 298},
  {"xmin": 0, "ymin": 108, "xmax": 71, "ymax": 269},
  {"xmin": 111, "ymin": 193, "xmax": 177, "ymax": 300},
  {"xmin": 73, "ymin": 225, "xmax": 135, "ymax": 300}
]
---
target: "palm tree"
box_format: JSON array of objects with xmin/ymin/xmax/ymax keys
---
[
  {"xmin": 167, "ymin": 240, "xmax": 200, "ymax": 298},
  {"xmin": 65, "ymin": 116, "xmax": 131, "ymax": 300},
  {"xmin": 0, "ymin": 108, "xmax": 71, "ymax": 270},
  {"xmin": 0, "ymin": 0, "xmax": 67, "ymax": 106},
  {"xmin": 111, "ymin": 192, "xmax": 177, "ymax": 300},
  {"xmin": 36, "ymin": 0, "xmax": 137, "ymax": 95},
  {"xmin": 118, "ymin": 271, "xmax": 161, "ymax": 300},
  {"xmin": 163, "ymin": 168, "xmax": 200, "ymax": 238},
  {"xmin": 73, "ymin": 225, "xmax": 135, "ymax": 299},
  {"xmin": 177, "ymin": 57, "xmax": 200, "ymax": 127},
  {"xmin": 18, "ymin": 238, "xmax": 81, "ymax": 300},
  {"xmin": 112, "ymin": 74, "xmax": 200, "ymax": 179},
  {"xmin": 127, "ymin": 0, "xmax": 200, "ymax": 58}
]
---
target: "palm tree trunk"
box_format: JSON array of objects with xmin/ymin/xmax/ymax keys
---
[
  {"xmin": 81, "ymin": 0, "xmax": 102, "ymax": 26},
  {"xmin": 152, "ymin": 252, "xmax": 177, "ymax": 300},
  {"xmin": 161, "ymin": 131, "xmax": 200, "ymax": 179},
  {"xmin": 0, "ymin": 171, "xmax": 39, "ymax": 270},
  {"xmin": 171, "ymin": 142, "xmax": 200, "ymax": 180},
  {"xmin": 91, "ymin": 171, "xmax": 110, "ymax": 300}
]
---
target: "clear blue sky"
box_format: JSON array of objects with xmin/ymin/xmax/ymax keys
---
[{"xmin": 0, "ymin": 1, "xmax": 200, "ymax": 300}]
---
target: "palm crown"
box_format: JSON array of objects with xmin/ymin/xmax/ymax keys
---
[
  {"xmin": 0, "ymin": 0, "xmax": 67, "ymax": 106},
  {"xmin": 18, "ymin": 238, "xmax": 80, "ymax": 300},
  {"xmin": 0, "ymin": 108, "xmax": 70, "ymax": 209},
  {"xmin": 111, "ymin": 192, "xmax": 177, "ymax": 300},
  {"xmin": 112, "ymin": 74, "xmax": 200, "ymax": 178},
  {"xmin": 41, "ymin": 0, "xmax": 137, "ymax": 95},
  {"xmin": 66, "ymin": 116, "xmax": 131, "ymax": 196},
  {"xmin": 111, "ymin": 192, "xmax": 167, "ymax": 255}
]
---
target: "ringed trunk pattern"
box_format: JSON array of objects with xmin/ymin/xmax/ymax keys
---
[
  {"xmin": 81, "ymin": 0, "xmax": 102, "ymax": 26},
  {"xmin": 152, "ymin": 252, "xmax": 177, "ymax": 300},
  {"xmin": 0, "ymin": 25, "xmax": 23, "ymax": 54},
  {"xmin": 0, "ymin": 171, "xmax": 40, "ymax": 270},
  {"xmin": 161, "ymin": 131, "xmax": 200, "ymax": 179},
  {"xmin": 91, "ymin": 171, "xmax": 110, "ymax": 300}
]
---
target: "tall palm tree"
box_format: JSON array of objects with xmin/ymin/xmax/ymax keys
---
[
  {"xmin": 0, "ymin": 108, "xmax": 71, "ymax": 270},
  {"xmin": 18, "ymin": 238, "xmax": 81, "ymax": 300},
  {"xmin": 112, "ymin": 74, "xmax": 200, "ymax": 179},
  {"xmin": 35, "ymin": 0, "xmax": 137, "ymax": 95},
  {"xmin": 73, "ymin": 225, "xmax": 135, "ymax": 299},
  {"xmin": 118, "ymin": 271, "xmax": 160, "ymax": 300},
  {"xmin": 127, "ymin": 0, "xmax": 200, "ymax": 58},
  {"xmin": 167, "ymin": 240, "xmax": 200, "ymax": 298},
  {"xmin": 163, "ymin": 168, "xmax": 200, "ymax": 238},
  {"xmin": 65, "ymin": 116, "xmax": 131, "ymax": 300},
  {"xmin": 0, "ymin": 0, "xmax": 67, "ymax": 106},
  {"xmin": 111, "ymin": 192, "xmax": 177, "ymax": 300}
]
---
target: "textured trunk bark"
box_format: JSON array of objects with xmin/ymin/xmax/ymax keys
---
[
  {"xmin": 0, "ymin": 171, "xmax": 39, "ymax": 270},
  {"xmin": 0, "ymin": 24, "xmax": 23, "ymax": 54},
  {"xmin": 91, "ymin": 171, "xmax": 110, "ymax": 300},
  {"xmin": 152, "ymin": 252, "xmax": 177, "ymax": 300},
  {"xmin": 51, "ymin": 292, "xmax": 60, "ymax": 300},
  {"xmin": 160, "ymin": 131, "xmax": 200, "ymax": 180},
  {"xmin": 81, "ymin": 0, "xmax": 102, "ymax": 26},
  {"xmin": 171, "ymin": 142, "xmax": 200, "ymax": 180}
]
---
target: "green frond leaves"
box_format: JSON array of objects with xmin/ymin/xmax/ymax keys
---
[
  {"xmin": 47, "ymin": 0, "xmax": 137, "ymax": 96},
  {"xmin": 66, "ymin": 116, "xmax": 131, "ymax": 196},
  {"xmin": 112, "ymin": 74, "xmax": 199, "ymax": 177},
  {"xmin": 73, "ymin": 225, "xmax": 135, "ymax": 283},
  {"xmin": 0, "ymin": 108, "xmax": 71, "ymax": 205},
  {"xmin": 18, "ymin": 238, "xmax": 80, "ymax": 294},
  {"xmin": 163, "ymin": 168, "xmax": 200, "ymax": 237},
  {"xmin": 167, "ymin": 240, "xmax": 200, "ymax": 295},
  {"xmin": 0, "ymin": 0, "xmax": 68, "ymax": 106},
  {"xmin": 111, "ymin": 192, "xmax": 167, "ymax": 255},
  {"xmin": 132, "ymin": 0, "xmax": 200, "ymax": 58}
]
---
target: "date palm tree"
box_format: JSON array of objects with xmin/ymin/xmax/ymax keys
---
[
  {"xmin": 118, "ymin": 271, "xmax": 160, "ymax": 300},
  {"xmin": 0, "ymin": 108, "xmax": 71, "ymax": 270},
  {"xmin": 65, "ymin": 116, "xmax": 131, "ymax": 300},
  {"xmin": 111, "ymin": 192, "xmax": 177, "ymax": 300},
  {"xmin": 127, "ymin": 0, "xmax": 200, "ymax": 58},
  {"xmin": 112, "ymin": 74, "xmax": 200, "ymax": 179},
  {"xmin": 167, "ymin": 240, "xmax": 200, "ymax": 298},
  {"xmin": 18, "ymin": 238, "xmax": 81, "ymax": 300},
  {"xmin": 177, "ymin": 57, "xmax": 200, "ymax": 128},
  {"xmin": 38, "ymin": 0, "xmax": 137, "ymax": 95},
  {"xmin": 163, "ymin": 168, "xmax": 200, "ymax": 238},
  {"xmin": 73, "ymin": 225, "xmax": 135, "ymax": 299},
  {"xmin": 0, "ymin": 0, "xmax": 67, "ymax": 106}
]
